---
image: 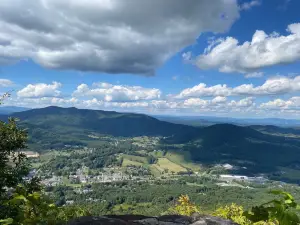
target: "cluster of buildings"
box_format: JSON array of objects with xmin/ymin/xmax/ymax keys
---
[
  {"xmin": 219, "ymin": 174, "xmax": 268, "ymax": 184},
  {"xmin": 41, "ymin": 175, "xmax": 63, "ymax": 186},
  {"xmin": 68, "ymin": 167, "xmax": 131, "ymax": 185}
]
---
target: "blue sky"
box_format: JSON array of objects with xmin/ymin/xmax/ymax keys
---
[{"xmin": 1, "ymin": 0, "xmax": 300, "ymax": 118}]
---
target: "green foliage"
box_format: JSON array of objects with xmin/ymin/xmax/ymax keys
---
[
  {"xmin": 214, "ymin": 203, "xmax": 252, "ymax": 225},
  {"xmin": 0, "ymin": 106, "xmax": 195, "ymax": 150},
  {"xmin": 168, "ymin": 195, "xmax": 200, "ymax": 216},
  {"xmin": 0, "ymin": 93, "xmax": 10, "ymax": 104},
  {"xmin": 244, "ymin": 190, "xmax": 300, "ymax": 225},
  {"xmin": 146, "ymin": 155, "xmax": 157, "ymax": 164},
  {"xmin": 165, "ymin": 123, "xmax": 300, "ymax": 180},
  {"xmin": 1, "ymin": 184, "xmax": 58, "ymax": 224},
  {"xmin": 0, "ymin": 97, "xmax": 88, "ymax": 224},
  {"xmin": 0, "ymin": 116, "xmax": 30, "ymax": 221},
  {"xmin": 0, "ymin": 185, "xmax": 89, "ymax": 225},
  {"xmin": 0, "ymin": 118, "xmax": 29, "ymax": 195}
]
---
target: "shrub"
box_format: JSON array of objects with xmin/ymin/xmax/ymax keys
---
[{"xmin": 168, "ymin": 194, "xmax": 200, "ymax": 216}]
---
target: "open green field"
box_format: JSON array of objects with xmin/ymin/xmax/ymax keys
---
[
  {"xmin": 122, "ymin": 158, "xmax": 143, "ymax": 167},
  {"xmin": 271, "ymin": 167, "xmax": 300, "ymax": 183},
  {"xmin": 149, "ymin": 150, "xmax": 165, "ymax": 158},
  {"xmin": 120, "ymin": 151, "xmax": 201, "ymax": 176},
  {"xmin": 155, "ymin": 158, "xmax": 187, "ymax": 173},
  {"xmin": 165, "ymin": 151, "xmax": 201, "ymax": 172},
  {"xmin": 121, "ymin": 154, "xmax": 148, "ymax": 164},
  {"xmin": 148, "ymin": 165, "xmax": 161, "ymax": 177}
]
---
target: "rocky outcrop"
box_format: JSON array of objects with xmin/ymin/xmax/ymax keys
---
[{"xmin": 67, "ymin": 214, "xmax": 238, "ymax": 225}]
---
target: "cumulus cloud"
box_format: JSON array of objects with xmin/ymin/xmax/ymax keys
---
[
  {"xmin": 8, "ymin": 90, "xmax": 300, "ymax": 117},
  {"xmin": 183, "ymin": 98, "xmax": 209, "ymax": 107},
  {"xmin": 260, "ymin": 96, "xmax": 300, "ymax": 110},
  {"xmin": 175, "ymin": 83, "xmax": 231, "ymax": 98},
  {"xmin": 0, "ymin": 79, "xmax": 14, "ymax": 87},
  {"xmin": 245, "ymin": 72, "xmax": 264, "ymax": 78},
  {"xmin": 232, "ymin": 76, "xmax": 300, "ymax": 95},
  {"xmin": 190, "ymin": 23, "xmax": 300, "ymax": 74},
  {"xmin": 73, "ymin": 82, "xmax": 161, "ymax": 102},
  {"xmin": 212, "ymin": 96, "xmax": 227, "ymax": 104},
  {"xmin": 239, "ymin": 0, "xmax": 261, "ymax": 10},
  {"xmin": 228, "ymin": 97, "xmax": 255, "ymax": 107},
  {"xmin": 176, "ymin": 76, "xmax": 300, "ymax": 98},
  {"xmin": 0, "ymin": 0, "xmax": 239, "ymax": 75},
  {"xmin": 17, "ymin": 82, "xmax": 62, "ymax": 98}
]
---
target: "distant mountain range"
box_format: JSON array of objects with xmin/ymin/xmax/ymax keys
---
[
  {"xmin": 154, "ymin": 115, "xmax": 300, "ymax": 127},
  {"xmin": 0, "ymin": 106, "xmax": 196, "ymax": 149},
  {"xmin": 2, "ymin": 106, "xmax": 300, "ymax": 182},
  {"xmin": 0, "ymin": 106, "xmax": 30, "ymax": 115},
  {"xmin": 3, "ymin": 106, "xmax": 300, "ymax": 127}
]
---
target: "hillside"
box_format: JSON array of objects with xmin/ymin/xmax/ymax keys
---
[
  {"xmin": 0, "ymin": 106, "xmax": 196, "ymax": 149},
  {"xmin": 3, "ymin": 106, "xmax": 300, "ymax": 182},
  {"xmin": 155, "ymin": 115, "xmax": 300, "ymax": 127},
  {"xmin": 164, "ymin": 123, "xmax": 300, "ymax": 181}
]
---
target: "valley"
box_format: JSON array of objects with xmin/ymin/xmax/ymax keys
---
[{"xmin": 5, "ymin": 106, "xmax": 300, "ymax": 216}]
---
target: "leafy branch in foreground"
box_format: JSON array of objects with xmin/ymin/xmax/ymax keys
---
[
  {"xmin": 0, "ymin": 117, "xmax": 30, "ymax": 221},
  {"xmin": 168, "ymin": 194, "xmax": 201, "ymax": 216},
  {"xmin": 214, "ymin": 203, "xmax": 252, "ymax": 225},
  {"xmin": 0, "ymin": 94, "xmax": 89, "ymax": 224},
  {"xmin": 0, "ymin": 93, "xmax": 11, "ymax": 105},
  {"xmin": 0, "ymin": 184, "xmax": 89, "ymax": 225},
  {"xmin": 244, "ymin": 190, "xmax": 300, "ymax": 225}
]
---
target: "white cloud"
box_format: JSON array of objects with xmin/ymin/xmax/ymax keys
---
[
  {"xmin": 5, "ymin": 96, "xmax": 78, "ymax": 108},
  {"xmin": 232, "ymin": 76, "xmax": 300, "ymax": 95},
  {"xmin": 176, "ymin": 76, "xmax": 300, "ymax": 98},
  {"xmin": 239, "ymin": 0, "xmax": 261, "ymax": 10},
  {"xmin": 175, "ymin": 83, "xmax": 231, "ymax": 98},
  {"xmin": 245, "ymin": 72, "xmax": 264, "ymax": 78},
  {"xmin": 17, "ymin": 82, "xmax": 62, "ymax": 98},
  {"xmin": 73, "ymin": 82, "xmax": 161, "ymax": 102},
  {"xmin": 8, "ymin": 89, "xmax": 300, "ymax": 117},
  {"xmin": 150, "ymin": 100, "xmax": 179, "ymax": 109},
  {"xmin": 228, "ymin": 97, "xmax": 255, "ymax": 107},
  {"xmin": 0, "ymin": 79, "xmax": 14, "ymax": 87},
  {"xmin": 191, "ymin": 23, "xmax": 300, "ymax": 74},
  {"xmin": 0, "ymin": 0, "xmax": 239, "ymax": 75},
  {"xmin": 260, "ymin": 96, "xmax": 300, "ymax": 110},
  {"xmin": 212, "ymin": 96, "xmax": 227, "ymax": 104},
  {"xmin": 260, "ymin": 99, "xmax": 291, "ymax": 109},
  {"xmin": 183, "ymin": 98, "xmax": 209, "ymax": 107}
]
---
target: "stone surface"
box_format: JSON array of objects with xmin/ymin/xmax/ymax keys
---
[{"xmin": 67, "ymin": 215, "xmax": 238, "ymax": 225}]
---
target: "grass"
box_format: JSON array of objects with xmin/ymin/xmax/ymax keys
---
[
  {"xmin": 186, "ymin": 182, "xmax": 205, "ymax": 187},
  {"xmin": 31, "ymin": 162, "xmax": 43, "ymax": 168},
  {"xmin": 276, "ymin": 167, "xmax": 300, "ymax": 181},
  {"xmin": 148, "ymin": 165, "xmax": 161, "ymax": 177},
  {"xmin": 122, "ymin": 154, "xmax": 148, "ymax": 164},
  {"xmin": 135, "ymin": 150, "xmax": 148, "ymax": 155},
  {"xmin": 155, "ymin": 158, "xmax": 187, "ymax": 173},
  {"xmin": 120, "ymin": 151, "xmax": 200, "ymax": 176},
  {"xmin": 165, "ymin": 151, "xmax": 201, "ymax": 172},
  {"xmin": 62, "ymin": 176, "xmax": 83, "ymax": 187},
  {"xmin": 122, "ymin": 158, "xmax": 143, "ymax": 167},
  {"xmin": 150, "ymin": 150, "xmax": 165, "ymax": 158},
  {"xmin": 112, "ymin": 202, "xmax": 157, "ymax": 215}
]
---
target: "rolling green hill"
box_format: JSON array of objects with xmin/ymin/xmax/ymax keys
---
[
  {"xmin": 164, "ymin": 124, "xmax": 300, "ymax": 181},
  {"xmin": 0, "ymin": 106, "xmax": 196, "ymax": 149},
  {"xmin": 2, "ymin": 106, "xmax": 300, "ymax": 182}
]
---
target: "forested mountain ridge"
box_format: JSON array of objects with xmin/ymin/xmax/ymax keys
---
[
  {"xmin": 0, "ymin": 106, "xmax": 198, "ymax": 149},
  {"xmin": 2, "ymin": 106, "xmax": 300, "ymax": 181}
]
